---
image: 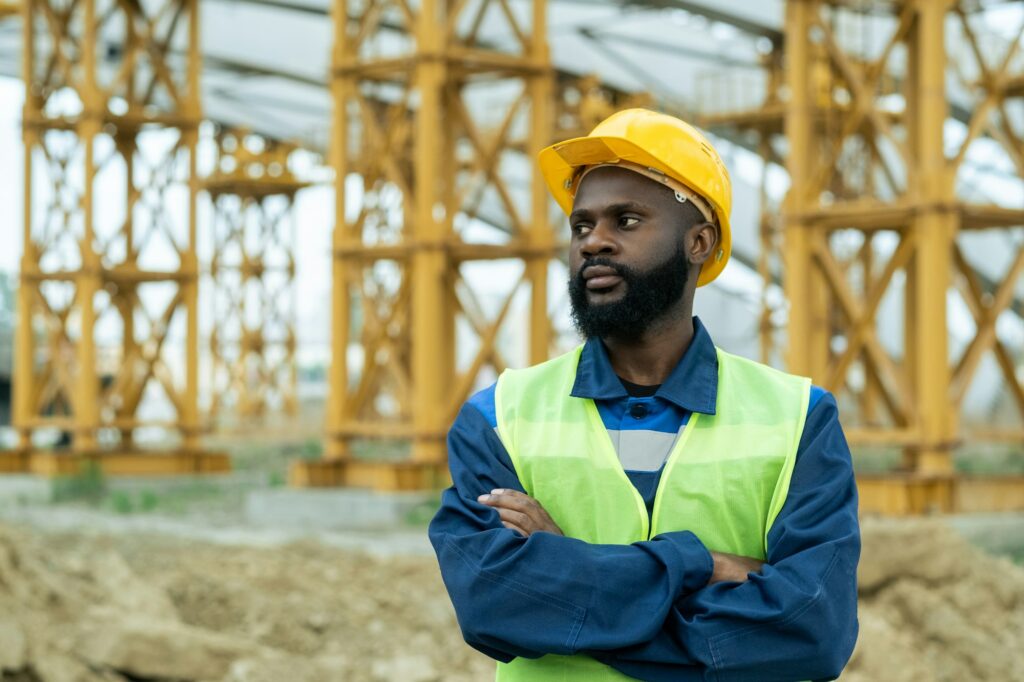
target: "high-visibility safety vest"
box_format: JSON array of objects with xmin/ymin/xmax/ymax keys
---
[{"xmin": 492, "ymin": 345, "xmax": 811, "ymax": 681}]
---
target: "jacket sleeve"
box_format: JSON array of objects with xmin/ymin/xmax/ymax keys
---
[
  {"xmin": 428, "ymin": 390, "xmax": 714, "ymax": 662},
  {"xmin": 592, "ymin": 391, "xmax": 861, "ymax": 682}
]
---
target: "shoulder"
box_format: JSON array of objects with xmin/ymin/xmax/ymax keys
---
[
  {"xmin": 808, "ymin": 385, "xmax": 831, "ymax": 415},
  {"xmin": 495, "ymin": 345, "xmax": 584, "ymax": 402},
  {"xmin": 460, "ymin": 347, "xmax": 586, "ymax": 430},
  {"xmin": 501, "ymin": 346, "xmax": 583, "ymax": 383},
  {"xmin": 794, "ymin": 387, "xmax": 850, "ymax": 469},
  {"xmin": 716, "ymin": 348, "xmax": 811, "ymax": 397},
  {"xmin": 716, "ymin": 348, "xmax": 800, "ymax": 379},
  {"xmin": 465, "ymin": 382, "xmax": 498, "ymax": 429},
  {"xmin": 715, "ymin": 349, "xmax": 831, "ymax": 419}
]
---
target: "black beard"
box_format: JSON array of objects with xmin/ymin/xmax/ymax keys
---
[{"xmin": 568, "ymin": 244, "xmax": 690, "ymax": 341}]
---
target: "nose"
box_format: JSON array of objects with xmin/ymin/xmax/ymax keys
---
[{"xmin": 579, "ymin": 219, "xmax": 619, "ymax": 259}]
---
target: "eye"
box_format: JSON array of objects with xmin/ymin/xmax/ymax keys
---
[
  {"xmin": 619, "ymin": 215, "xmax": 640, "ymax": 229},
  {"xmin": 571, "ymin": 222, "xmax": 592, "ymax": 237}
]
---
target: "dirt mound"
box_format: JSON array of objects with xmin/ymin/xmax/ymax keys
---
[
  {"xmin": 0, "ymin": 527, "xmax": 490, "ymax": 682},
  {"xmin": 0, "ymin": 518, "xmax": 1021, "ymax": 681},
  {"xmin": 843, "ymin": 518, "xmax": 1024, "ymax": 681},
  {"xmin": 0, "ymin": 526, "xmax": 270, "ymax": 681}
]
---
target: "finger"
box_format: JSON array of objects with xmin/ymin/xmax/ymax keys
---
[
  {"xmin": 478, "ymin": 492, "xmax": 538, "ymax": 514},
  {"xmin": 489, "ymin": 488, "xmax": 530, "ymax": 499},
  {"xmin": 494, "ymin": 507, "xmax": 532, "ymax": 529},
  {"xmin": 501, "ymin": 521, "xmax": 529, "ymax": 537}
]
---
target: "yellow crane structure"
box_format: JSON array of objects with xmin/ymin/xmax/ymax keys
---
[
  {"xmin": 697, "ymin": 1, "xmax": 1024, "ymax": 514},
  {"xmin": 293, "ymin": 1, "xmax": 1024, "ymax": 510},
  {"xmin": 697, "ymin": 45, "xmax": 788, "ymax": 367},
  {"xmin": 203, "ymin": 127, "xmax": 305, "ymax": 424},
  {"xmin": 6, "ymin": 0, "xmax": 228, "ymax": 475},
  {"xmin": 781, "ymin": 0, "xmax": 1024, "ymax": 513},
  {"xmin": 5, "ymin": 0, "xmax": 1022, "ymax": 514},
  {"xmin": 290, "ymin": 0, "xmax": 557, "ymax": 489},
  {"xmin": 686, "ymin": 2, "xmax": 1024, "ymax": 514}
]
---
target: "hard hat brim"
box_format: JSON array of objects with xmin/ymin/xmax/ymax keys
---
[{"xmin": 539, "ymin": 135, "xmax": 731, "ymax": 288}]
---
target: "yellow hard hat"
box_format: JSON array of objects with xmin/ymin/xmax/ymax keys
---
[{"xmin": 539, "ymin": 108, "xmax": 732, "ymax": 287}]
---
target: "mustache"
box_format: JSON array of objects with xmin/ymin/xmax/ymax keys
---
[{"xmin": 577, "ymin": 257, "xmax": 630, "ymax": 280}]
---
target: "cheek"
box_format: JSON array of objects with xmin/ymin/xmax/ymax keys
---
[
  {"xmin": 568, "ymin": 244, "xmax": 587, "ymax": 273},
  {"xmin": 636, "ymin": 231, "xmax": 683, "ymax": 264}
]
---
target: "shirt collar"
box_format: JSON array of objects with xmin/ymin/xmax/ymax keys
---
[{"xmin": 570, "ymin": 317, "xmax": 719, "ymax": 415}]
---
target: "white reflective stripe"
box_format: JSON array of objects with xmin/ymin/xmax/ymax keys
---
[
  {"xmin": 611, "ymin": 429, "xmax": 678, "ymax": 471},
  {"xmin": 500, "ymin": 421, "xmax": 679, "ymax": 473}
]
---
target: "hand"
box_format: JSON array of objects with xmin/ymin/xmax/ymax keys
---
[
  {"xmin": 477, "ymin": 489, "xmax": 564, "ymax": 538},
  {"xmin": 708, "ymin": 551, "xmax": 765, "ymax": 585}
]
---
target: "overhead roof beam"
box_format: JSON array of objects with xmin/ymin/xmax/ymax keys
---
[
  {"xmin": 619, "ymin": 0, "xmax": 783, "ymax": 42},
  {"xmin": 214, "ymin": 0, "xmax": 329, "ymax": 17},
  {"xmin": 583, "ymin": 27, "xmax": 764, "ymax": 69}
]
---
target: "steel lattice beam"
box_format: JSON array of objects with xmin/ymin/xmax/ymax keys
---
[
  {"xmin": 8, "ymin": 0, "xmax": 228, "ymax": 475},
  {"xmin": 291, "ymin": 0, "xmax": 558, "ymax": 489},
  {"xmin": 781, "ymin": 0, "xmax": 1024, "ymax": 495},
  {"xmin": 203, "ymin": 127, "xmax": 305, "ymax": 424}
]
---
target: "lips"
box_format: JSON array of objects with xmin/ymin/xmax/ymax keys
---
[{"xmin": 583, "ymin": 264, "xmax": 624, "ymax": 291}]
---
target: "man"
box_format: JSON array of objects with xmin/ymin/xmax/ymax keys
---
[{"xmin": 429, "ymin": 109, "xmax": 859, "ymax": 681}]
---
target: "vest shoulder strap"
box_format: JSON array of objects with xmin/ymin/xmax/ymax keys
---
[{"xmin": 494, "ymin": 345, "xmax": 583, "ymax": 467}]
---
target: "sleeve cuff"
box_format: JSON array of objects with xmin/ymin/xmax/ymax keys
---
[{"xmin": 655, "ymin": 530, "xmax": 713, "ymax": 595}]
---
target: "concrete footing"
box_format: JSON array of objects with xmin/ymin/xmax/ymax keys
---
[
  {"xmin": 245, "ymin": 488, "xmax": 436, "ymax": 530},
  {"xmin": 0, "ymin": 475, "xmax": 54, "ymax": 507}
]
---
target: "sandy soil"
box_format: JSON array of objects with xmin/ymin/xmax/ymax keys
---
[{"xmin": 0, "ymin": 517, "xmax": 1021, "ymax": 681}]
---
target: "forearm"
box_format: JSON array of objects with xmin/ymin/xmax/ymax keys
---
[
  {"xmin": 594, "ymin": 536, "xmax": 859, "ymax": 682},
  {"xmin": 594, "ymin": 392, "xmax": 861, "ymax": 681},
  {"xmin": 432, "ymin": 489, "xmax": 712, "ymax": 658},
  {"xmin": 430, "ymin": 399, "xmax": 713, "ymax": 659}
]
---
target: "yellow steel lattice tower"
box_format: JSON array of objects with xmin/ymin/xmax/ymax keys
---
[
  {"xmin": 292, "ymin": 0, "xmax": 556, "ymax": 489},
  {"xmin": 8, "ymin": 0, "xmax": 228, "ymax": 475},
  {"xmin": 203, "ymin": 128, "xmax": 305, "ymax": 424},
  {"xmin": 696, "ymin": 44, "xmax": 788, "ymax": 367},
  {"xmin": 783, "ymin": 0, "xmax": 1024, "ymax": 513}
]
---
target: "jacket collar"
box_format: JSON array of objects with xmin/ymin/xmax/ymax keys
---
[{"xmin": 569, "ymin": 317, "xmax": 718, "ymax": 415}]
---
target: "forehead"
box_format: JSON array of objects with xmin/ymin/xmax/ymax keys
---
[{"xmin": 571, "ymin": 166, "xmax": 674, "ymax": 212}]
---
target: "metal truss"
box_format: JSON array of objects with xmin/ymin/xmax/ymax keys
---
[
  {"xmin": 9, "ymin": 0, "xmax": 227, "ymax": 475},
  {"xmin": 780, "ymin": 0, "xmax": 1024, "ymax": 485},
  {"xmin": 293, "ymin": 0, "xmax": 557, "ymax": 489},
  {"xmin": 697, "ymin": 45, "xmax": 788, "ymax": 366},
  {"xmin": 690, "ymin": 0, "xmax": 1024, "ymax": 513},
  {"xmin": 203, "ymin": 127, "xmax": 304, "ymax": 424},
  {"xmin": 552, "ymin": 73, "xmax": 655, "ymax": 140}
]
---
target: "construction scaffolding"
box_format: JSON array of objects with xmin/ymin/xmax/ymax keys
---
[
  {"xmin": 6, "ymin": 0, "xmax": 228, "ymax": 476},
  {"xmin": 203, "ymin": 127, "xmax": 304, "ymax": 424},
  {"xmin": 697, "ymin": 44, "xmax": 787, "ymax": 367},
  {"xmin": 781, "ymin": 0, "xmax": 1024, "ymax": 513},
  {"xmin": 689, "ymin": 1, "xmax": 1024, "ymax": 514},
  {"xmin": 291, "ymin": 0, "xmax": 557, "ymax": 489}
]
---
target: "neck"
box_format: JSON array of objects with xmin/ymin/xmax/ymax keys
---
[{"xmin": 602, "ymin": 307, "xmax": 695, "ymax": 387}]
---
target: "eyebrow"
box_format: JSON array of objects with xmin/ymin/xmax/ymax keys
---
[{"xmin": 569, "ymin": 201, "xmax": 649, "ymax": 222}]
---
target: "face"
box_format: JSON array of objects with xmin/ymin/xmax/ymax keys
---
[{"xmin": 566, "ymin": 166, "xmax": 713, "ymax": 340}]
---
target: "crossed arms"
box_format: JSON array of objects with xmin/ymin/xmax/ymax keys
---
[
  {"xmin": 479, "ymin": 488, "xmax": 765, "ymax": 585},
  {"xmin": 428, "ymin": 395, "xmax": 860, "ymax": 682}
]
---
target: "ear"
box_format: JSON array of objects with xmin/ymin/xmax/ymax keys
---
[{"xmin": 687, "ymin": 222, "xmax": 720, "ymax": 268}]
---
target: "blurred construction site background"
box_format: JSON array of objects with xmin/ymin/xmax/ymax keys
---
[{"xmin": 0, "ymin": 1, "xmax": 1022, "ymax": 680}]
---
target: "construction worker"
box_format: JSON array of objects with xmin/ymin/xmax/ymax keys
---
[{"xmin": 429, "ymin": 109, "xmax": 860, "ymax": 681}]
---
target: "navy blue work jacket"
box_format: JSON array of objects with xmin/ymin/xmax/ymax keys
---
[{"xmin": 428, "ymin": 318, "xmax": 860, "ymax": 682}]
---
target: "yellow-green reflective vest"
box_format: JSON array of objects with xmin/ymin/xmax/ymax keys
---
[{"xmin": 493, "ymin": 345, "xmax": 811, "ymax": 682}]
